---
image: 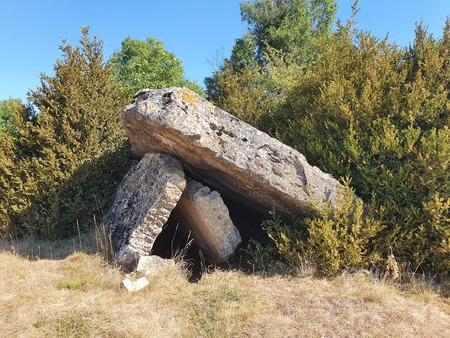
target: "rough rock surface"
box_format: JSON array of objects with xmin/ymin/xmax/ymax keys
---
[
  {"xmin": 106, "ymin": 152, "xmax": 186, "ymax": 270},
  {"xmin": 137, "ymin": 255, "xmax": 176, "ymax": 276},
  {"xmin": 122, "ymin": 87, "xmax": 343, "ymax": 219},
  {"xmin": 122, "ymin": 277, "xmax": 149, "ymax": 292},
  {"xmin": 171, "ymin": 178, "xmax": 241, "ymax": 262}
]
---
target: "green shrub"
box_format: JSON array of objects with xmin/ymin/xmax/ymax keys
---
[
  {"xmin": 0, "ymin": 27, "xmax": 130, "ymax": 239},
  {"xmin": 261, "ymin": 182, "xmax": 383, "ymax": 276}
]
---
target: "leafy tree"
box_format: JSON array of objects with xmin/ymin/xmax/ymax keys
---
[
  {"xmin": 206, "ymin": 64, "xmax": 279, "ymax": 129},
  {"xmin": 206, "ymin": 0, "xmax": 337, "ymax": 130},
  {"xmin": 0, "ymin": 98, "xmax": 22, "ymax": 136},
  {"xmin": 229, "ymin": 31, "xmax": 259, "ymax": 73},
  {"xmin": 240, "ymin": 0, "xmax": 337, "ymax": 64},
  {"xmin": 205, "ymin": 37, "xmax": 272, "ymax": 127},
  {"xmin": 0, "ymin": 27, "xmax": 130, "ymax": 239},
  {"xmin": 109, "ymin": 37, "xmax": 204, "ymax": 99}
]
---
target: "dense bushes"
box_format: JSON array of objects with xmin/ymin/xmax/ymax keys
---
[
  {"xmin": 261, "ymin": 182, "xmax": 383, "ymax": 275},
  {"xmin": 210, "ymin": 4, "xmax": 449, "ymax": 277},
  {"xmin": 0, "ymin": 28, "xmax": 131, "ymax": 238},
  {"xmin": 268, "ymin": 20, "xmax": 450, "ymax": 276}
]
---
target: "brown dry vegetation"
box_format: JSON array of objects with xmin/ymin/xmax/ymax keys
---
[{"xmin": 0, "ymin": 235, "xmax": 449, "ymax": 338}]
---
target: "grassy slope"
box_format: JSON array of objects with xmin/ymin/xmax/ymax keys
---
[{"xmin": 0, "ymin": 237, "xmax": 449, "ymax": 337}]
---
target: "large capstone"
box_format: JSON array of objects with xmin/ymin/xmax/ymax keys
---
[
  {"xmin": 105, "ymin": 152, "xmax": 186, "ymax": 270},
  {"xmin": 170, "ymin": 178, "xmax": 241, "ymax": 263},
  {"xmin": 122, "ymin": 87, "xmax": 343, "ymax": 219}
]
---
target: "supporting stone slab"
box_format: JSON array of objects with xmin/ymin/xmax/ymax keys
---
[
  {"xmin": 171, "ymin": 178, "xmax": 241, "ymax": 263},
  {"xmin": 106, "ymin": 152, "xmax": 186, "ymax": 270}
]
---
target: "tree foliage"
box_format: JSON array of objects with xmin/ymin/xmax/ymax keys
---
[
  {"xmin": 206, "ymin": 0, "xmax": 337, "ymax": 130},
  {"xmin": 0, "ymin": 99, "xmax": 31, "ymax": 233},
  {"xmin": 109, "ymin": 37, "xmax": 204, "ymax": 99},
  {"xmin": 0, "ymin": 27, "xmax": 130, "ymax": 238},
  {"xmin": 0, "ymin": 98, "xmax": 24, "ymax": 137},
  {"xmin": 240, "ymin": 0, "xmax": 337, "ymax": 63}
]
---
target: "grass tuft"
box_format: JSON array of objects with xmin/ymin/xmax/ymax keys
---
[{"xmin": 33, "ymin": 311, "xmax": 97, "ymax": 338}]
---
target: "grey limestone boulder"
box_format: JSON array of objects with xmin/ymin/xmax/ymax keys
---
[
  {"xmin": 105, "ymin": 152, "xmax": 186, "ymax": 270},
  {"xmin": 122, "ymin": 87, "xmax": 343, "ymax": 219}
]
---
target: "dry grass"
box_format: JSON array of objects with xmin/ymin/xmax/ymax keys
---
[{"xmin": 0, "ymin": 235, "xmax": 449, "ymax": 337}]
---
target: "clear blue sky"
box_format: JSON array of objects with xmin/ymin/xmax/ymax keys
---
[{"xmin": 1, "ymin": 0, "xmax": 449, "ymax": 102}]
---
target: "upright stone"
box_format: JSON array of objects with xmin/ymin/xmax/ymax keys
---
[
  {"xmin": 122, "ymin": 87, "xmax": 343, "ymax": 219},
  {"xmin": 106, "ymin": 152, "xmax": 186, "ymax": 270},
  {"xmin": 171, "ymin": 178, "xmax": 241, "ymax": 262}
]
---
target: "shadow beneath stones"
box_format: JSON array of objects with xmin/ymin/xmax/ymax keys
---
[
  {"xmin": 150, "ymin": 196, "xmax": 272, "ymax": 282},
  {"xmin": 151, "ymin": 217, "xmax": 207, "ymax": 282},
  {"xmin": 222, "ymin": 197, "xmax": 273, "ymax": 271}
]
